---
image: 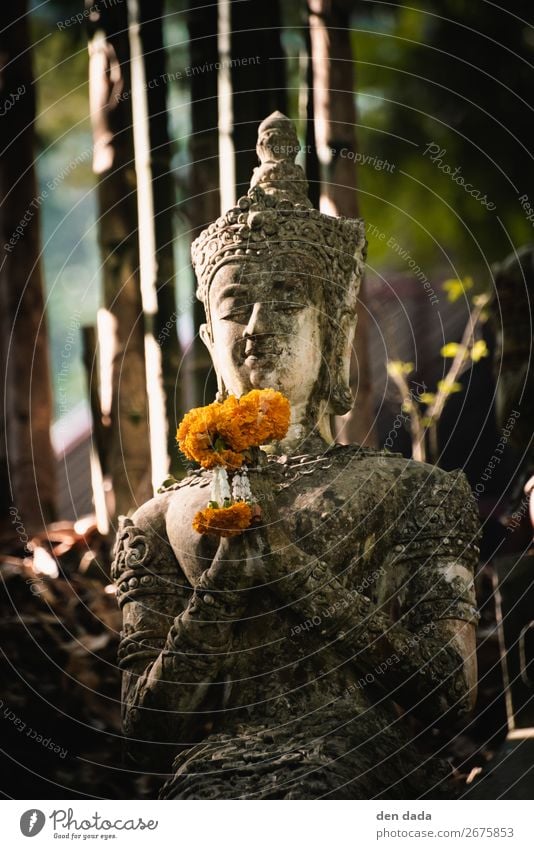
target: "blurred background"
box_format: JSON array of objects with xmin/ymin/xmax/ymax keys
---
[{"xmin": 1, "ymin": 0, "xmax": 533, "ymax": 799}]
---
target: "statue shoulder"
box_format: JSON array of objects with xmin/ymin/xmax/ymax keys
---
[
  {"xmin": 116, "ymin": 469, "xmax": 206, "ymax": 540},
  {"xmin": 344, "ymin": 447, "xmax": 476, "ymax": 503},
  {"xmin": 325, "ymin": 443, "xmax": 410, "ymax": 482},
  {"xmin": 397, "ymin": 458, "xmax": 476, "ymax": 503},
  {"xmin": 332, "ymin": 448, "xmax": 480, "ymax": 548},
  {"xmin": 131, "ymin": 488, "xmax": 174, "ymax": 533},
  {"xmin": 393, "ymin": 459, "xmax": 480, "ymax": 549}
]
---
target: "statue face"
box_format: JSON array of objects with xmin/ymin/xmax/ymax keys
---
[{"xmin": 204, "ymin": 254, "xmax": 324, "ymax": 409}]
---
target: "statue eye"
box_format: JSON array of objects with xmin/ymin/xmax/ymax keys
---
[
  {"xmin": 271, "ymin": 299, "xmax": 305, "ymax": 313},
  {"xmin": 270, "ymin": 281, "xmax": 306, "ymax": 311},
  {"xmin": 221, "ymin": 304, "xmax": 250, "ymax": 322}
]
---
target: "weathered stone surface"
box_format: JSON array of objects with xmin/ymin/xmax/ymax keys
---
[{"xmin": 112, "ymin": 113, "xmax": 481, "ymax": 799}]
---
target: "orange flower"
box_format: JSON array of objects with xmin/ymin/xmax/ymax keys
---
[
  {"xmin": 176, "ymin": 388, "xmax": 291, "ymax": 468},
  {"xmin": 256, "ymin": 387, "xmax": 291, "ymax": 441},
  {"xmin": 192, "ymin": 502, "xmax": 253, "ymax": 537},
  {"xmin": 176, "ymin": 402, "xmax": 243, "ymax": 469},
  {"xmin": 218, "ymin": 389, "xmax": 290, "ymax": 451}
]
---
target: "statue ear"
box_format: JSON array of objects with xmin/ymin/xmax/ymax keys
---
[
  {"xmin": 199, "ymin": 322, "xmax": 212, "ymax": 352},
  {"xmin": 329, "ymin": 312, "xmax": 357, "ymax": 415},
  {"xmin": 199, "ymin": 322, "xmax": 227, "ymax": 399}
]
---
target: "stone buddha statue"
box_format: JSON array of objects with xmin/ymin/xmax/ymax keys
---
[{"xmin": 112, "ymin": 112, "xmax": 480, "ymax": 799}]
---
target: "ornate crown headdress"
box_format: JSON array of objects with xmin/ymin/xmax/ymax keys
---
[{"xmin": 191, "ymin": 111, "xmax": 367, "ymax": 414}]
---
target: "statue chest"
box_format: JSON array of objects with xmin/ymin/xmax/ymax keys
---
[
  {"xmin": 276, "ymin": 480, "xmax": 387, "ymax": 584},
  {"xmin": 165, "ymin": 456, "xmax": 395, "ymax": 591}
]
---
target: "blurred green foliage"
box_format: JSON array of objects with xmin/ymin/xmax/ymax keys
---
[
  {"xmin": 350, "ymin": 1, "xmax": 534, "ymax": 279},
  {"xmin": 31, "ymin": 0, "xmax": 533, "ymax": 423},
  {"xmin": 31, "ymin": 7, "xmax": 98, "ymax": 420}
]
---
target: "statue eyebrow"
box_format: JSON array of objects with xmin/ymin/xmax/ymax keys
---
[
  {"xmin": 214, "ymin": 285, "xmax": 251, "ymax": 308},
  {"xmin": 214, "ymin": 278, "xmax": 306, "ymax": 309}
]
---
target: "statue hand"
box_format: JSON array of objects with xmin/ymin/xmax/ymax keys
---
[
  {"xmin": 247, "ymin": 465, "xmax": 342, "ymax": 593},
  {"xmin": 206, "ymin": 463, "xmax": 309, "ymax": 592},
  {"xmin": 246, "ymin": 466, "xmax": 301, "ymax": 583},
  {"xmin": 247, "ymin": 464, "xmax": 284, "ymax": 532},
  {"xmin": 205, "ymin": 532, "xmax": 267, "ymax": 592}
]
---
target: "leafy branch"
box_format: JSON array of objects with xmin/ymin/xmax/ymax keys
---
[{"xmin": 387, "ymin": 278, "xmax": 490, "ymax": 464}]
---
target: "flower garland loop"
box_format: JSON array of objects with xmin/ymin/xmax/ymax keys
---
[
  {"xmin": 176, "ymin": 389, "xmax": 290, "ymax": 537},
  {"xmin": 192, "ymin": 503, "xmax": 253, "ymax": 538}
]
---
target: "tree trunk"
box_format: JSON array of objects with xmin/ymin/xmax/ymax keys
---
[
  {"xmin": 186, "ymin": 0, "xmax": 220, "ymax": 408},
  {"xmin": 87, "ymin": 1, "xmax": 152, "ymax": 517},
  {"xmin": 308, "ymin": 0, "xmax": 375, "ymax": 446},
  {"xmin": 132, "ymin": 0, "xmax": 182, "ymax": 474},
  {"xmin": 231, "ymin": 0, "xmax": 287, "ymax": 196},
  {"xmin": 0, "ymin": 0, "xmax": 56, "ymax": 533},
  {"xmin": 305, "ymin": 21, "xmax": 321, "ymax": 210}
]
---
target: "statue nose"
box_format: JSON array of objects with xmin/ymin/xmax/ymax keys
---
[{"xmin": 243, "ymin": 302, "xmax": 273, "ymax": 338}]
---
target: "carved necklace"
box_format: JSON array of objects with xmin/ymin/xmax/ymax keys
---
[
  {"xmin": 267, "ymin": 443, "xmax": 386, "ymax": 491},
  {"xmin": 159, "ymin": 444, "xmax": 389, "ymax": 494}
]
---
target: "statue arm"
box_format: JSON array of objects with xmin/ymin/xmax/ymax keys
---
[
  {"xmin": 260, "ymin": 468, "xmax": 480, "ymax": 724},
  {"xmin": 268, "ymin": 549, "xmax": 477, "ymax": 724},
  {"xmin": 111, "ymin": 501, "xmax": 248, "ymax": 768}
]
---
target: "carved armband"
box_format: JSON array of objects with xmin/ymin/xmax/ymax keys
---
[
  {"xmin": 111, "ymin": 516, "xmax": 190, "ymax": 670},
  {"xmin": 111, "ymin": 516, "xmax": 186, "ymax": 604}
]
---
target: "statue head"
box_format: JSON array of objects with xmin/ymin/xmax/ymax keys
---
[{"xmin": 191, "ymin": 112, "xmax": 366, "ymax": 443}]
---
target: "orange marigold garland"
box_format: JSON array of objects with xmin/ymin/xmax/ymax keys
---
[
  {"xmin": 218, "ymin": 389, "xmax": 290, "ymax": 451},
  {"xmin": 176, "ymin": 389, "xmax": 290, "ymax": 537},
  {"xmin": 192, "ymin": 502, "xmax": 253, "ymax": 538},
  {"xmin": 176, "ymin": 401, "xmax": 243, "ymax": 470}
]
